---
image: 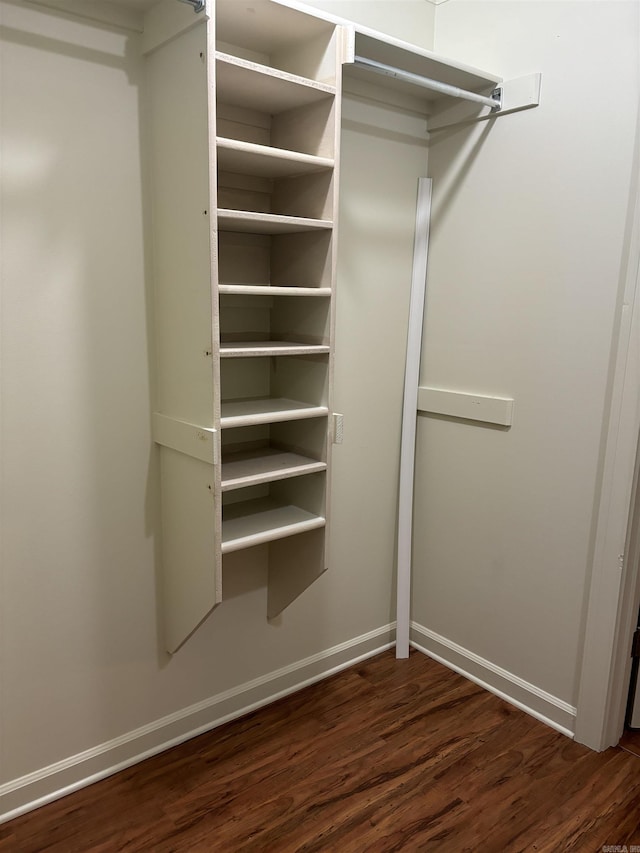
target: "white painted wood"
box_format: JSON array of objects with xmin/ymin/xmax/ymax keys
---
[
  {"xmin": 152, "ymin": 413, "xmax": 217, "ymax": 464},
  {"xmin": 273, "ymin": 0, "xmax": 498, "ymax": 89},
  {"xmin": 145, "ymin": 13, "xmax": 221, "ymax": 652},
  {"xmin": 345, "ymin": 29, "xmax": 501, "ymax": 109},
  {"xmin": 216, "ymin": 0, "xmax": 337, "ymax": 81},
  {"xmin": 159, "ymin": 448, "xmax": 219, "ymax": 653},
  {"xmin": 220, "ymin": 341, "xmax": 330, "ymax": 357},
  {"xmin": 216, "ymin": 137, "xmax": 334, "ymax": 178},
  {"xmin": 218, "ymin": 285, "xmax": 331, "ymax": 296},
  {"xmin": 575, "ymin": 153, "xmax": 640, "ymax": 750},
  {"xmin": 217, "ymin": 209, "xmax": 332, "ymax": 234},
  {"xmin": 396, "ymin": 178, "xmax": 432, "ymax": 660},
  {"xmin": 221, "ymin": 499, "xmax": 325, "ymax": 553},
  {"xmin": 221, "ymin": 449, "xmax": 326, "ymax": 491},
  {"xmin": 220, "ymin": 398, "xmax": 329, "ymax": 429},
  {"xmin": 267, "ymin": 527, "xmax": 326, "ymax": 617},
  {"xmin": 417, "ymin": 387, "xmax": 514, "ymax": 427},
  {"xmin": 428, "ymin": 73, "xmax": 542, "ymax": 131},
  {"xmin": 216, "ymin": 52, "xmax": 335, "ymax": 113}
]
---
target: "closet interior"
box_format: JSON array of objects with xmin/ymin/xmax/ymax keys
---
[{"xmin": 144, "ymin": 0, "xmax": 535, "ymax": 652}]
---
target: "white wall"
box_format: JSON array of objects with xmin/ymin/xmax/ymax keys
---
[
  {"xmin": 412, "ymin": 0, "xmax": 639, "ymax": 722},
  {"xmin": 0, "ymin": 0, "xmax": 428, "ymax": 818},
  {"xmin": 295, "ymin": 0, "xmax": 435, "ymax": 48}
]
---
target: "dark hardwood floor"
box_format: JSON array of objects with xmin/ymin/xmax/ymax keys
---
[
  {"xmin": 621, "ymin": 727, "xmax": 640, "ymax": 759},
  {"xmin": 2, "ymin": 650, "xmax": 640, "ymax": 852}
]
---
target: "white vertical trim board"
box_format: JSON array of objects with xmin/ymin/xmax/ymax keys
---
[
  {"xmin": 0, "ymin": 625, "xmax": 395, "ymax": 825},
  {"xmin": 575, "ymin": 121, "xmax": 640, "ymax": 751},
  {"xmin": 396, "ymin": 178, "xmax": 432, "ymax": 659},
  {"xmin": 410, "ymin": 622, "xmax": 576, "ymax": 737}
]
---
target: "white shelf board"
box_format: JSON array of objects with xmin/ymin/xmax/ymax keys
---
[
  {"xmin": 221, "ymin": 498, "xmax": 326, "ymax": 554},
  {"xmin": 217, "ymin": 137, "xmax": 334, "ymax": 178},
  {"xmin": 221, "ymin": 448, "xmax": 326, "ymax": 491},
  {"xmin": 417, "ymin": 387, "xmax": 514, "ymax": 427},
  {"xmin": 351, "ymin": 32, "xmax": 501, "ymax": 103},
  {"xmin": 221, "ymin": 397, "xmax": 329, "ymax": 429},
  {"xmin": 220, "ymin": 341, "xmax": 330, "ymax": 358},
  {"xmin": 216, "ymin": 52, "xmax": 335, "ymax": 114},
  {"xmin": 217, "ymin": 209, "xmax": 333, "ymax": 234},
  {"xmin": 219, "ymin": 285, "xmax": 332, "ymax": 297}
]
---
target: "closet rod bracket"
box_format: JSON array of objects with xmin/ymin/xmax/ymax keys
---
[
  {"xmin": 177, "ymin": 0, "xmax": 205, "ymax": 12},
  {"xmin": 491, "ymin": 87, "xmax": 503, "ymax": 111}
]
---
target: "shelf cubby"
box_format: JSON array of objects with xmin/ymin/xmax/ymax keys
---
[
  {"xmin": 221, "ymin": 418, "xmax": 328, "ymax": 492},
  {"xmin": 221, "ymin": 499, "xmax": 325, "ymax": 554},
  {"xmin": 222, "ymin": 449, "xmax": 326, "ymax": 491},
  {"xmin": 219, "ymin": 290, "xmax": 331, "ymax": 358},
  {"xmin": 218, "ymin": 231, "xmax": 333, "ymax": 291},
  {"xmin": 216, "ymin": 53, "xmax": 336, "ymax": 112},
  {"xmin": 221, "ymin": 472, "xmax": 326, "ymax": 554},
  {"xmin": 215, "ymin": 1, "xmax": 340, "ymax": 85},
  {"xmin": 218, "ymin": 164, "xmax": 334, "ymax": 221}
]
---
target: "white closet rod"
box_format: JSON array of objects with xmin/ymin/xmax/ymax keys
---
[{"xmin": 353, "ymin": 56, "xmax": 502, "ymax": 111}]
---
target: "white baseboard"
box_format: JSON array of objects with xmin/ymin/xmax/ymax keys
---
[
  {"xmin": 410, "ymin": 622, "xmax": 576, "ymax": 737},
  {"xmin": 0, "ymin": 625, "xmax": 395, "ymax": 825}
]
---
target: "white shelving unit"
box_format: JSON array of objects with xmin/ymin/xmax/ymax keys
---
[
  {"xmin": 146, "ymin": 0, "xmax": 342, "ymax": 651},
  {"xmin": 143, "ymin": 0, "xmax": 527, "ymax": 654}
]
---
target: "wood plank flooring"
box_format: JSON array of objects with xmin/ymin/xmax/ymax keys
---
[
  {"xmin": 2, "ymin": 650, "xmax": 640, "ymax": 852},
  {"xmin": 621, "ymin": 727, "xmax": 640, "ymax": 758}
]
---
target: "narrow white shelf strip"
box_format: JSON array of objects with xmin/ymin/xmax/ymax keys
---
[
  {"xmin": 217, "ymin": 209, "xmax": 333, "ymax": 234},
  {"xmin": 396, "ymin": 177, "xmax": 432, "ymax": 660},
  {"xmin": 222, "ymin": 500, "xmax": 326, "ymax": 554},
  {"xmin": 222, "ymin": 449, "xmax": 326, "ymax": 492},
  {"xmin": 220, "ymin": 398, "xmax": 329, "ymax": 429},
  {"xmin": 417, "ymin": 387, "xmax": 514, "ymax": 427},
  {"xmin": 220, "ymin": 341, "xmax": 330, "ymax": 358},
  {"xmin": 219, "ymin": 285, "xmax": 332, "ymax": 297},
  {"xmin": 217, "ymin": 137, "xmax": 334, "ymax": 178}
]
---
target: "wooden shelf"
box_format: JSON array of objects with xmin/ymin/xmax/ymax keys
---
[
  {"xmin": 217, "ymin": 137, "xmax": 334, "ymax": 178},
  {"xmin": 353, "ymin": 31, "xmax": 501, "ymax": 101},
  {"xmin": 219, "ymin": 285, "xmax": 332, "ymax": 297},
  {"xmin": 220, "ymin": 341, "xmax": 330, "ymax": 358},
  {"xmin": 222, "ymin": 448, "xmax": 326, "ymax": 492},
  {"xmin": 221, "ymin": 397, "xmax": 329, "ymax": 429},
  {"xmin": 215, "ymin": 52, "xmax": 335, "ymax": 113},
  {"xmin": 217, "ymin": 209, "xmax": 333, "ymax": 234},
  {"xmin": 221, "ymin": 498, "xmax": 326, "ymax": 554}
]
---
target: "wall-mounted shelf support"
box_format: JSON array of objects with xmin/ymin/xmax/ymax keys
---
[{"xmin": 352, "ymin": 55, "xmax": 502, "ymax": 111}]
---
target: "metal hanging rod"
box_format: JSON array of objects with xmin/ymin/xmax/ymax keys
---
[
  {"xmin": 353, "ymin": 55, "xmax": 502, "ymax": 111},
  {"xmin": 177, "ymin": 0, "xmax": 205, "ymax": 12}
]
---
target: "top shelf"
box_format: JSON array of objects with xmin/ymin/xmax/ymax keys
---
[
  {"xmin": 342, "ymin": 32, "xmax": 501, "ymax": 110},
  {"xmin": 216, "ymin": 0, "xmax": 340, "ymax": 85},
  {"xmin": 350, "ymin": 31, "xmax": 501, "ymax": 102}
]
